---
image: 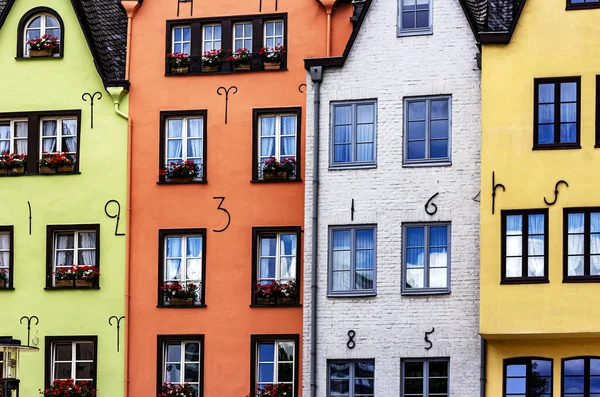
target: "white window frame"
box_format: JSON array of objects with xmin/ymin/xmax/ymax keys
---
[
  {"xmin": 258, "ymin": 113, "xmax": 297, "ymax": 164},
  {"xmin": 0, "ymin": 231, "xmax": 10, "ymax": 286},
  {"xmin": 0, "ymin": 120, "xmax": 28, "ymax": 155},
  {"xmin": 257, "ymin": 232, "xmax": 297, "ymax": 284},
  {"xmin": 52, "ymin": 230, "xmax": 97, "ymax": 281},
  {"xmin": 233, "ymin": 22, "xmax": 253, "ymax": 51},
  {"xmin": 165, "ymin": 117, "xmax": 204, "ymax": 178},
  {"xmin": 398, "ymin": 0, "xmax": 433, "ymax": 36},
  {"xmin": 263, "ymin": 20, "xmax": 284, "ymax": 48},
  {"xmin": 172, "ymin": 26, "xmax": 191, "ymax": 54},
  {"xmin": 24, "ymin": 13, "xmax": 61, "ymax": 57},
  {"xmin": 39, "ymin": 118, "xmax": 77, "ymax": 158},
  {"xmin": 256, "ymin": 340, "xmax": 295, "ymax": 389},
  {"xmin": 163, "ymin": 234, "xmax": 203, "ymax": 303},
  {"xmin": 51, "ymin": 341, "xmax": 95, "ymax": 383},
  {"xmin": 162, "ymin": 341, "xmax": 201, "ymax": 390},
  {"xmin": 202, "ymin": 24, "xmax": 222, "ymax": 52}
]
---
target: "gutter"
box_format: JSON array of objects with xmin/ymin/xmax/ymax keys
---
[{"xmin": 481, "ymin": 336, "xmax": 487, "ymax": 397}]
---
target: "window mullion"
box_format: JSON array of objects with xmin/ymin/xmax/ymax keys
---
[
  {"xmin": 9, "ymin": 121, "xmax": 14, "ymax": 153},
  {"xmin": 73, "ymin": 231, "xmax": 79, "ymax": 266},
  {"xmin": 522, "ymin": 216, "xmax": 529, "ymax": 278},
  {"xmin": 275, "ymin": 234, "xmax": 281, "ymax": 281},
  {"xmin": 276, "ymin": 116, "xmax": 281, "ymax": 159},
  {"xmin": 183, "ymin": 118, "xmax": 189, "ymax": 160},
  {"xmin": 424, "ymin": 226, "xmax": 430, "ymax": 288},
  {"xmin": 424, "ymin": 361, "xmax": 429, "ymax": 397},
  {"xmin": 182, "ymin": 237, "xmax": 187, "ymax": 283},
  {"xmin": 349, "ymin": 362, "xmax": 355, "ymax": 397},
  {"xmin": 585, "ymin": 212, "xmax": 591, "ymax": 276},
  {"xmin": 180, "ymin": 341, "xmax": 185, "ymax": 384},
  {"xmin": 351, "ymin": 229, "xmax": 356, "ymax": 291},
  {"xmin": 585, "ymin": 358, "xmax": 590, "ymax": 397},
  {"xmin": 71, "ymin": 343, "xmax": 76, "ymax": 380},
  {"xmin": 352, "ymin": 104, "xmax": 357, "ymax": 163},
  {"xmin": 425, "ymin": 100, "xmax": 431, "ymax": 159},
  {"xmin": 273, "ymin": 341, "xmax": 279, "ymax": 384},
  {"xmin": 555, "ymin": 84, "xmax": 561, "ymax": 144}
]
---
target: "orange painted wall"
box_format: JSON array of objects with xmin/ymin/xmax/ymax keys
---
[{"xmin": 126, "ymin": 1, "xmax": 352, "ymax": 396}]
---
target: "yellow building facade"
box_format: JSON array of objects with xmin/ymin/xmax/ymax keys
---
[{"xmin": 462, "ymin": 0, "xmax": 600, "ymax": 395}]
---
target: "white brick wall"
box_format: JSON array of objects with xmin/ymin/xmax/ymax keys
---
[{"xmin": 303, "ymin": 0, "xmax": 482, "ymax": 395}]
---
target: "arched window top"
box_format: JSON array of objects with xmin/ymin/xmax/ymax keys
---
[{"xmin": 17, "ymin": 7, "xmax": 64, "ymax": 58}]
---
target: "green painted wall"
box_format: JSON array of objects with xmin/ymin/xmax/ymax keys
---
[{"xmin": 0, "ymin": 1, "xmax": 128, "ymax": 396}]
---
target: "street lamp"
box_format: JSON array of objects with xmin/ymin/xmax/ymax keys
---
[{"xmin": 0, "ymin": 337, "xmax": 38, "ymax": 397}]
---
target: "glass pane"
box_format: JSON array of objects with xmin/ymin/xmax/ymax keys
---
[
  {"xmin": 335, "ymin": 106, "xmax": 352, "ymax": 125},
  {"xmin": 506, "ymin": 258, "xmax": 522, "ymax": 277},
  {"xmin": 280, "ymin": 257, "xmax": 296, "ymax": 279},
  {"xmin": 561, "ymin": 103, "xmax": 577, "ymax": 122},
  {"xmin": 184, "ymin": 363, "xmax": 199, "ymax": 382},
  {"xmin": 278, "ymin": 363, "xmax": 293, "ymax": 382},
  {"xmin": 429, "ymin": 378, "xmax": 448, "ymax": 393},
  {"xmin": 534, "ymin": 360, "xmax": 552, "ymax": 376},
  {"xmin": 278, "ymin": 341, "xmax": 294, "ymax": 361},
  {"xmin": 528, "ymin": 257, "xmax": 544, "ymax": 277},
  {"xmin": 54, "ymin": 363, "xmax": 72, "ymax": 379},
  {"xmin": 430, "ymin": 120, "xmax": 448, "ymax": 139},
  {"xmin": 408, "ymin": 141, "xmax": 425, "ymax": 160},
  {"xmin": 57, "ymin": 234, "xmax": 75, "ymax": 249},
  {"xmin": 355, "ymin": 379, "xmax": 374, "ymax": 394},
  {"xmin": 406, "ymin": 269, "xmax": 424, "ymax": 289},
  {"xmin": 258, "ymin": 363, "xmax": 274, "ymax": 383},
  {"xmin": 591, "ymin": 213, "xmax": 600, "ymax": 233},
  {"xmin": 506, "ymin": 364, "xmax": 526, "ymax": 377},
  {"xmin": 260, "ymin": 236, "xmax": 277, "ymax": 256},
  {"xmin": 564, "ymin": 359, "xmax": 585, "ymax": 376},
  {"xmin": 402, "ymin": 12, "xmax": 415, "ymax": 29},
  {"xmin": 357, "ymin": 105, "xmax": 374, "ymax": 123},
  {"xmin": 166, "ymin": 259, "xmax": 181, "ymax": 280},
  {"xmin": 356, "ymin": 229, "xmax": 373, "ymax": 249},
  {"xmin": 356, "ymin": 124, "xmax": 374, "ymax": 143},
  {"xmin": 259, "ymin": 258, "xmax": 276, "ymax": 279},
  {"xmin": 506, "ymin": 378, "xmax": 526, "ymax": 393},
  {"xmin": 569, "ymin": 213, "xmax": 585, "ymax": 233},
  {"xmin": 329, "ymin": 379, "xmax": 349, "ymax": 394},
  {"xmin": 407, "ymin": 227, "xmax": 424, "ymax": 247},
  {"xmin": 429, "ymin": 268, "xmax": 447, "ymax": 288},
  {"xmin": 166, "ymin": 343, "xmax": 181, "ymax": 362},
  {"xmin": 355, "ymin": 361, "xmax": 375, "ymax": 377},
  {"xmin": 539, "ymin": 104, "xmax": 554, "ymax": 123},
  {"xmin": 408, "ymin": 121, "xmax": 425, "ymax": 140},
  {"xmin": 333, "ymin": 230, "xmax": 351, "ymax": 249},
  {"xmin": 280, "ymin": 234, "xmax": 296, "ymax": 256},
  {"xmin": 408, "ymin": 101, "xmax": 426, "ymax": 121},
  {"xmin": 561, "ymin": 82, "xmax": 577, "ymax": 102},
  {"xmin": 506, "ymin": 215, "xmax": 523, "ymax": 234},
  {"xmin": 259, "ymin": 343, "xmax": 274, "ymax": 361},
  {"xmin": 355, "ymin": 270, "xmax": 373, "ymax": 290},
  {"xmin": 185, "ymin": 343, "xmax": 200, "ymax": 362},
  {"xmin": 568, "ymin": 256, "xmax": 584, "ymax": 276},
  {"xmin": 330, "ymin": 362, "xmax": 350, "ymax": 378},
  {"xmin": 167, "ymin": 119, "xmax": 183, "ymax": 138},
  {"xmin": 54, "ymin": 344, "xmax": 72, "ymax": 361},
  {"xmin": 568, "ymin": 235, "xmax": 584, "ymax": 255},
  {"xmin": 332, "ymin": 271, "xmax": 350, "ymax": 291},
  {"xmin": 332, "ymin": 251, "xmax": 351, "ymax": 270},
  {"xmin": 528, "ymin": 214, "xmax": 545, "ymax": 234},
  {"xmin": 28, "ymin": 16, "xmax": 42, "ymax": 28},
  {"xmin": 591, "ymin": 359, "xmax": 600, "ymax": 375},
  {"xmin": 538, "ymin": 125, "xmax": 555, "ymax": 144},
  {"xmin": 356, "ymin": 250, "xmax": 373, "ymax": 270},
  {"xmin": 76, "ymin": 343, "xmax": 94, "ymax": 360},
  {"xmin": 416, "ymin": 10, "xmax": 429, "ymax": 28},
  {"xmin": 165, "ymin": 363, "xmax": 181, "ymax": 382},
  {"xmin": 75, "ymin": 363, "xmax": 93, "ymax": 379},
  {"xmin": 405, "ymin": 361, "xmax": 423, "ymax": 377},
  {"xmin": 560, "ymin": 123, "xmax": 577, "ymax": 143},
  {"xmin": 404, "ymin": 378, "xmax": 423, "ymax": 394},
  {"xmin": 506, "ymin": 236, "xmax": 522, "ymax": 256},
  {"xmin": 78, "ymin": 232, "xmax": 96, "ymax": 249},
  {"xmin": 429, "ymin": 361, "xmax": 448, "ymax": 376},
  {"xmin": 539, "ymin": 84, "xmax": 555, "ymax": 103},
  {"xmin": 335, "ymin": 125, "xmax": 351, "ymax": 144},
  {"xmin": 430, "ymin": 248, "xmax": 447, "ymax": 268},
  {"xmin": 431, "ymin": 100, "xmax": 448, "ymax": 119}
]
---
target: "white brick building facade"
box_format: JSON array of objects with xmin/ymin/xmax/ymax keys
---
[{"xmin": 303, "ymin": 0, "xmax": 481, "ymax": 395}]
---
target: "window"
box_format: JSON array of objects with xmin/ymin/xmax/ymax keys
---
[
  {"xmin": 172, "ymin": 26, "xmax": 191, "ymax": 54},
  {"xmin": 330, "ymin": 100, "xmax": 377, "ymax": 168},
  {"xmin": 157, "ymin": 336, "xmax": 204, "ymax": 397},
  {"xmin": 567, "ymin": 0, "xmax": 600, "ymax": 10},
  {"xmin": 402, "ymin": 223, "xmax": 450, "ymax": 294},
  {"xmin": 563, "ymin": 208, "xmax": 600, "ymax": 281},
  {"xmin": 402, "ymin": 359, "xmax": 448, "ymax": 397},
  {"xmin": 501, "ymin": 210, "xmax": 548, "ymax": 284},
  {"xmin": 202, "ymin": 25, "xmax": 221, "ymax": 52},
  {"xmin": 562, "ymin": 357, "xmax": 600, "ymax": 397},
  {"xmin": 45, "ymin": 337, "xmax": 97, "ymax": 387},
  {"xmin": 504, "ymin": 358, "xmax": 552, "ymax": 397},
  {"xmin": 159, "ymin": 111, "xmax": 207, "ymax": 183},
  {"xmin": 328, "ymin": 226, "xmax": 376, "ymax": 296},
  {"xmin": 158, "ymin": 229, "xmax": 206, "ymax": 307},
  {"xmin": 0, "ymin": 227, "xmax": 13, "ymax": 289},
  {"xmin": 250, "ymin": 335, "xmax": 298, "ymax": 396},
  {"xmin": 252, "ymin": 227, "xmax": 301, "ymax": 305},
  {"xmin": 40, "ymin": 118, "xmax": 77, "ymax": 155},
  {"xmin": 252, "ymin": 108, "xmax": 301, "ymax": 181},
  {"xmin": 264, "ymin": 20, "xmax": 284, "ymax": 48},
  {"xmin": 398, "ymin": 0, "xmax": 432, "ymax": 35},
  {"xmin": 166, "ymin": 14, "xmax": 287, "ymax": 74},
  {"xmin": 0, "ymin": 120, "xmax": 28, "ymax": 155},
  {"xmin": 328, "ymin": 360, "xmax": 374, "ymax": 397},
  {"xmin": 17, "ymin": 8, "xmax": 63, "ymax": 58},
  {"xmin": 534, "ymin": 77, "xmax": 581, "ymax": 149},
  {"xmin": 46, "ymin": 225, "xmax": 100, "ymax": 289},
  {"xmin": 404, "ymin": 96, "xmax": 451, "ymax": 165}
]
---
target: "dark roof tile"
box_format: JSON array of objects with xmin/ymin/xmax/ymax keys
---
[{"xmin": 459, "ymin": 0, "xmax": 527, "ymax": 42}]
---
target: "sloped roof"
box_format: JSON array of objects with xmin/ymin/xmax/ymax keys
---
[
  {"xmin": 0, "ymin": 0, "xmax": 129, "ymax": 88},
  {"xmin": 459, "ymin": 0, "xmax": 527, "ymax": 43}
]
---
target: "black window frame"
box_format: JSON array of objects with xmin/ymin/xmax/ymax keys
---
[
  {"xmin": 563, "ymin": 207, "xmax": 600, "ymax": 282},
  {"xmin": 156, "ymin": 334, "xmax": 205, "ymax": 397},
  {"xmin": 17, "ymin": 7, "xmax": 65, "ymax": 59},
  {"xmin": 45, "ymin": 224, "xmax": 100, "ymax": 289},
  {"xmin": 0, "ymin": 226, "xmax": 14, "ymax": 290},
  {"xmin": 327, "ymin": 359, "xmax": 375, "ymax": 397},
  {"xmin": 503, "ymin": 357, "xmax": 553, "ymax": 397},
  {"xmin": 251, "ymin": 226, "xmax": 302, "ymax": 306},
  {"xmin": 562, "ymin": 356, "xmax": 600, "ymax": 397},
  {"xmin": 157, "ymin": 229, "xmax": 207, "ymax": 308},
  {"xmin": 249, "ymin": 334, "xmax": 299, "ymax": 397},
  {"xmin": 251, "ymin": 107, "xmax": 302, "ymax": 182},
  {"xmin": 165, "ymin": 13, "xmax": 288, "ymax": 75},
  {"xmin": 158, "ymin": 110, "xmax": 208, "ymax": 184},
  {"xmin": 44, "ymin": 335, "xmax": 98, "ymax": 388},
  {"xmin": 0, "ymin": 110, "xmax": 81, "ymax": 176},
  {"xmin": 566, "ymin": 0, "xmax": 600, "ymax": 10},
  {"xmin": 401, "ymin": 358, "xmax": 449, "ymax": 397},
  {"xmin": 596, "ymin": 75, "xmax": 600, "ymax": 148},
  {"xmin": 533, "ymin": 77, "xmax": 581, "ymax": 150},
  {"xmin": 501, "ymin": 209, "xmax": 549, "ymax": 284}
]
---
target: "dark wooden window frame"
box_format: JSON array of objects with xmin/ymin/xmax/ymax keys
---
[
  {"xmin": 566, "ymin": 0, "xmax": 600, "ymax": 10},
  {"xmin": 533, "ymin": 77, "xmax": 581, "ymax": 150},
  {"xmin": 563, "ymin": 207, "xmax": 600, "ymax": 282},
  {"xmin": 156, "ymin": 334, "xmax": 205, "ymax": 397},
  {"xmin": 157, "ymin": 229, "xmax": 207, "ymax": 307},
  {"xmin": 501, "ymin": 209, "xmax": 549, "ymax": 284},
  {"xmin": 596, "ymin": 76, "xmax": 600, "ymax": 148},
  {"xmin": 158, "ymin": 110, "xmax": 208, "ymax": 184},
  {"xmin": 17, "ymin": 7, "xmax": 65, "ymax": 59},
  {"xmin": 251, "ymin": 226, "xmax": 302, "ymax": 306},
  {"xmin": 165, "ymin": 13, "xmax": 288, "ymax": 75},
  {"xmin": 45, "ymin": 224, "xmax": 100, "ymax": 289},
  {"xmin": 561, "ymin": 356, "xmax": 600, "ymax": 397},
  {"xmin": 503, "ymin": 357, "xmax": 553, "ymax": 397},
  {"xmin": 44, "ymin": 335, "xmax": 98, "ymax": 388},
  {"xmin": 251, "ymin": 107, "xmax": 302, "ymax": 182},
  {"xmin": 0, "ymin": 110, "xmax": 81, "ymax": 175},
  {"xmin": 249, "ymin": 334, "xmax": 299, "ymax": 397},
  {"xmin": 0, "ymin": 226, "xmax": 14, "ymax": 290}
]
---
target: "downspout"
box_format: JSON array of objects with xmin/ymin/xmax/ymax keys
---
[
  {"xmin": 481, "ymin": 336, "xmax": 487, "ymax": 397},
  {"xmin": 309, "ymin": 65, "xmax": 323, "ymax": 397},
  {"xmin": 315, "ymin": 0, "xmax": 336, "ymax": 57}
]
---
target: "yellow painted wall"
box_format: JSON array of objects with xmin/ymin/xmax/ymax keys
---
[
  {"xmin": 481, "ymin": 0, "xmax": 600, "ymax": 336},
  {"xmin": 0, "ymin": 0, "xmax": 128, "ymax": 396},
  {"xmin": 486, "ymin": 339, "xmax": 600, "ymax": 397}
]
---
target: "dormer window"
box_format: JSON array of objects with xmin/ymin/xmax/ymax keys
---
[{"xmin": 17, "ymin": 7, "xmax": 64, "ymax": 58}]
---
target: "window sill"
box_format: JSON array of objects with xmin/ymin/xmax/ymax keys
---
[
  {"xmin": 397, "ymin": 29, "xmax": 433, "ymax": 37},
  {"xmin": 157, "ymin": 304, "xmax": 207, "ymax": 308},
  {"xmin": 250, "ymin": 178, "xmax": 303, "ymax": 183},
  {"xmin": 566, "ymin": 3, "xmax": 600, "ymax": 10},
  {"xmin": 0, "ymin": 171, "xmax": 80, "ymax": 177},
  {"xmin": 165, "ymin": 68, "xmax": 288, "ymax": 77},
  {"xmin": 500, "ymin": 278, "xmax": 549, "ymax": 285},
  {"xmin": 403, "ymin": 161, "xmax": 452, "ymax": 168},
  {"xmin": 156, "ymin": 179, "xmax": 207, "ymax": 185},
  {"xmin": 532, "ymin": 144, "xmax": 581, "ymax": 151},
  {"xmin": 250, "ymin": 303, "xmax": 302, "ymax": 308},
  {"xmin": 329, "ymin": 164, "xmax": 377, "ymax": 171},
  {"xmin": 327, "ymin": 292, "xmax": 377, "ymax": 298},
  {"xmin": 401, "ymin": 290, "xmax": 450, "ymax": 296},
  {"xmin": 0, "ymin": 287, "xmax": 15, "ymax": 291},
  {"xmin": 44, "ymin": 286, "xmax": 100, "ymax": 290},
  {"xmin": 563, "ymin": 277, "xmax": 600, "ymax": 283},
  {"xmin": 15, "ymin": 56, "xmax": 63, "ymax": 60},
  {"xmin": 594, "ymin": 143, "xmax": 600, "ymax": 149}
]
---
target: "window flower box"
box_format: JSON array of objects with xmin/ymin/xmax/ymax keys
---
[
  {"xmin": 6, "ymin": 166, "xmax": 25, "ymax": 175},
  {"xmin": 228, "ymin": 48, "xmax": 252, "ymax": 72},
  {"xmin": 1, "ymin": 153, "xmax": 27, "ymax": 175},
  {"xmin": 58, "ymin": 165, "xmax": 75, "ymax": 173},
  {"xmin": 171, "ymin": 67, "xmax": 189, "ymax": 75},
  {"xmin": 39, "ymin": 151, "xmax": 76, "ymax": 174},
  {"xmin": 53, "ymin": 265, "xmax": 99, "ymax": 288},
  {"xmin": 256, "ymin": 297, "xmax": 276, "ymax": 305},
  {"xmin": 160, "ymin": 160, "xmax": 200, "ymax": 182},
  {"xmin": 0, "ymin": 270, "xmax": 6, "ymax": 288},
  {"xmin": 202, "ymin": 49, "xmax": 225, "ymax": 73},
  {"xmin": 167, "ymin": 52, "xmax": 190, "ymax": 75},
  {"xmin": 55, "ymin": 279, "xmax": 74, "ymax": 288},
  {"xmin": 259, "ymin": 46, "xmax": 285, "ymax": 71},
  {"xmin": 159, "ymin": 383, "xmax": 194, "ymax": 397},
  {"xmin": 40, "ymin": 166, "xmax": 56, "ymax": 174},
  {"xmin": 41, "ymin": 379, "xmax": 96, "ymax": 397},
  {"xmin": 30, "ymin": 49, "xmax": 53, "ymax": 57},
  {"xmin": 170, "ymin": 297, "xmax": 194, "ymax": 306},
  {"xmin": 263, "ymin": 171, "xmax": 286, "ymax": 180},
  {"xmin": 161, "ymin": 281, "xmax": 198, "ymax": 307},
  {"xmin": 255, "ymin": 280, "xmax": 297, "ymax": 305},
  {"xmin": 27, "ymin": 34, "xmax": 58, "ymax": 58},
  {"xmin": 260, "ymin": 157, "xmax": 296, "ymax": 180},
  {"xmin": 264, "ymin": 62, "xmax": 281, "ymax": 70},
  {"xmin": 249, "ymin": 383, "xmax": 293, "ymax": 397}
]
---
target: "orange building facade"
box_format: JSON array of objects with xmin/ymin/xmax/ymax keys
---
[{"xmin": 125, "ymin": 1, "xmax": 352, "ymax": 396}]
